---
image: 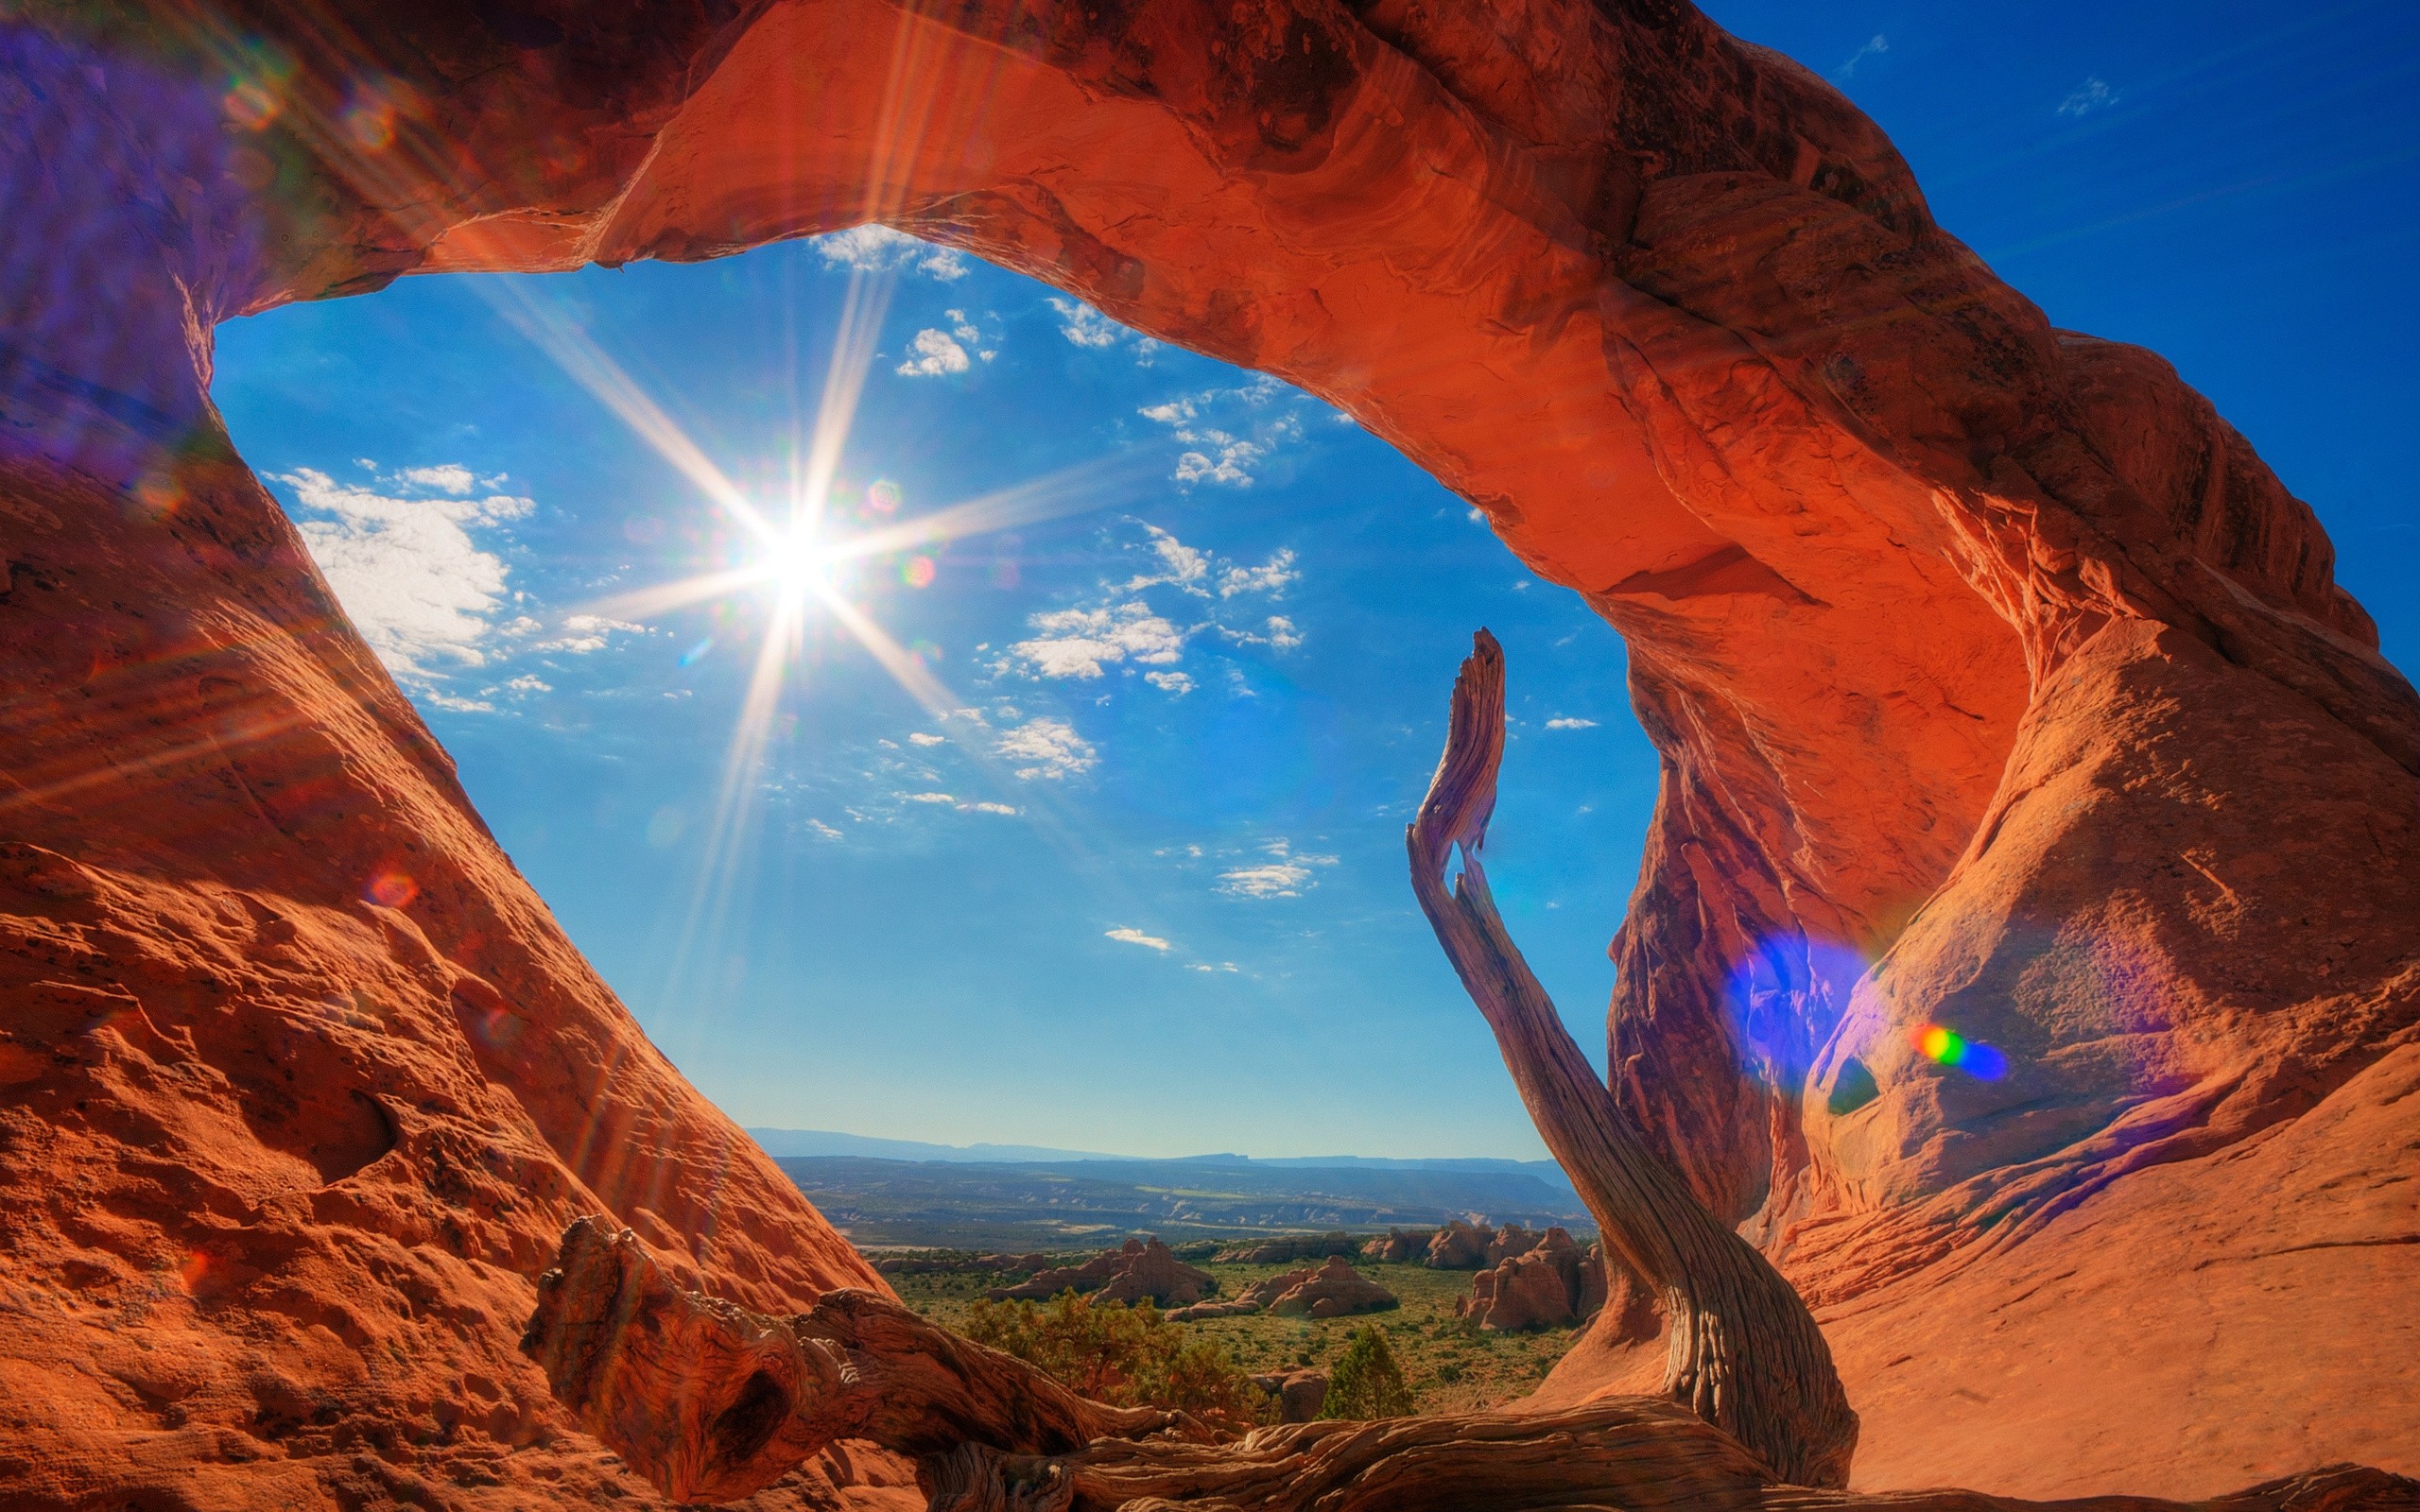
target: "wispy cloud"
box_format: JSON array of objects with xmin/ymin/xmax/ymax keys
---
[
  {"xmin": 1046, "ymin": 296, "xmax": 1159, "ymax": 361},
  {"xmin": 1219, "ymin": 550, "xmax": 1297, "ymax": 598},
  {"xmin": 1126, "ymin": 524, "xmax": 1211, "ymax": 595},
  {"xmin": 1545, "ymin": 716, "xmax": 1599, "ymax": 730},
  {"xmin": 395, "ymin": 463, "xmax": 476, "ymax": 495},
  {"xmin": 996, "ymin": 717, "xmax": 1098, "ymax": 781},
  {"xmin": 1186, "ymin": 962, "xmax": 1240, "ymax": 973},
  {"xmin": 1105, "ymin": 926, "xmax": 1171, "ymax": 952},
  {"xmin": 1145, "ymin": 671, "xmax": 1194, "ymax": 695},
  {"xmin": 535, "ymin": 612, "xmax": 645, "ymax": 654},
  {"xmin": 1010, "ymin": 603, "xmax": 1184, "ymax": 679},
  {"xmin": 1836, "ymin": 33, "xmax": 1887, "ymax": 77},
  {"xmin": 2058, "ymin": 77, "xmax": 2118, "ymax": 116},
  {"xmin": 908, "ymin": 732, "xmax": 946, "ymax": 747},
  {"xmin": 963, "ymin": 800, "xmax": 1021, "ymax": 816},
  {"xmin": 277, "ymin": 466, "xmax": 533, "ymax": 679},
  {"xmin": 1138, "ymin": 376, "xmax": 1307, "ymax": 489},
  {"xmin": 900, "ymin": 791, "xmax": 957, "ymax": 805},
  {"xmin": 815, "ymin": 225, "xmax": 968, "ymax": 282},
  {"xmin": 1216, "ymin": 838, "xmax": 1339, "ymax": 900}
]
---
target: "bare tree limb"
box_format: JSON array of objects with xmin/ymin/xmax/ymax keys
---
[{"xmin": 1405, "ymin": 628, "xmax": 1859, "ymax": 1487}]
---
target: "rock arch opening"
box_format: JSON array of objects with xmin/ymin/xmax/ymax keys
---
[{"xmin": 2, "ymin": 0, "xmax": 2413, "ymax": 1504}]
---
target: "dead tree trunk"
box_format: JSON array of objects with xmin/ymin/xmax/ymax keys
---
[{"xmin": 1404, "ymin": 629, "xmax": 1858, "ymax": 1487}]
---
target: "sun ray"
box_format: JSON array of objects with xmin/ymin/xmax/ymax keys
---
[{"xmin": 474, "ymin": 277, "xmax": 781, "ymax": 546}]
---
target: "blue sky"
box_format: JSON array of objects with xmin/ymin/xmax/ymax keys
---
[{"xmin": 209, "ymin": 0, "xmax": 2417, "ymax": 1160}]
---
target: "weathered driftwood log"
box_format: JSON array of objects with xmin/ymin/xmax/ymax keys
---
[
  {"xmin": 1405, "ymin": 629, "xmax": 1859, "ymax": 1487},
  {"xmin": 521, "ymin": 1217, "xmax": 1201, "ymax": 1503},
  {"xmin": 523, "ymin": 1219, "xmax": 2417, "ymax": 1512}
]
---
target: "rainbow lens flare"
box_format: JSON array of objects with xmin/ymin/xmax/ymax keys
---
[
  {"xmin": 1911, "ymin": 1022, "xmax": 2007, "ymax": 1080},
  {"xmin": 365, "ymin": 870, "xmax": 418, "ymax": 909},
  {"xmin": 902, "ymin": 554, "xmax": 936, "ymax": 588}
]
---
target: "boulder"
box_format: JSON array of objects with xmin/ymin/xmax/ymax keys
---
[
  {"xmin": 1425, "ymin": 1220, "xmax": 1494, "ymax": 1269},
  {"xmin": 1250, "ymin": 1369, "xmax": 1330, "ymax": 1424},
  {"xmin": 987, "ymin": 1237, "xmax": 1214, "ymax": 1308},
  {"xmin": 1457, "ymin": 1228, "xmax": 1601, "ymax": 1332},
  {"xmin": 1266, "ymin": 1257, "xmax": 1400, "ymax": 1319}
]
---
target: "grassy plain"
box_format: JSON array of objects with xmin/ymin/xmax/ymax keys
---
[{"xmin": 888, "ymin": 1257, "xmax": 1584, "ymax": 1414}]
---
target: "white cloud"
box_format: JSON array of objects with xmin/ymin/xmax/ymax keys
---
[
  {"xmin": 943, "ymin": 308, "xmax": 997, "ymax": 362},
  {"xmin": 277, "ymin": 467, "xmax": 533, "ymax": 678},
  {"xmin": 1145, "ymin": 671, "xmax": 1194, "ymax": 695},
  {"xmin": 813, "ymin": 224, "xmax": 968, "ymax": 281},
  {"xmin": 1546, "ymin": 716, "xmax": 1599, "ymax": 730},
  {"xmin": 1217, "ymin": 863, "xmax": 1313, "ymax": 899},
  {"xmin": 1126, "ymin": 524, "xmax": 1211, "ymax": 594},
  {"xmin": 1105, "ymin": 926, "xmax": 1171, "ymax": 952},
  {"xmin": 901, "ymin": 791, "xmax": 957, "ymax": 805},
  {"xmin": 1217, "ymin": 838, "xmax": 1338, "ymax": 900},
  {"xmin": 1218, "ymin": 549, "xmax": 1297, "ymax": 598},
  {"xmin": 1186, "ymin": 962, "xmax": 1240, "ymax": 973},
  {"xmin": 2058, "ymin": 77, "xmax": 2118, "ymax": 116},
  {"xmin": 1048, "ymin": 296, "xmax": 1125, "ymax": 349},
  {"xmin": 396, "ymin": 463, "xmax": 475, "ymax": 495},
  {"xmin": 898, "ymin": 328, "xmax": 973, "ymax": 377},
  {"xmin": 503, "ymin": 674, "xmax": 552, "ymax": 695},
  {"xmin": 996, "ymin": 717, "xmax": 1097, "ymax": 781},
  {"xmin": 1173, "ymin": 441, "xmax": 1264, "ymax": 488},
  {"xmin": 1139, "ymin": 376, "xmax": 1305, "ymax": 489},
  {"xmin": 963, "ymin": 801, "xmax": 1021, "ymax": 816},
  {"xmin": 535, "ymin": 613, "xmax": 645, "ymax": 654},
  {"xmin": 909, "ymin": 731, "xmax": 946, "ymax": 747},
  {"xmin": 807, "ymin": 819, "xmax": 844, "ymax": 841},
  {"xmin": 423, "ymin": 690, "xmax": 496, "ymax": 713},
  {"xmin": 1837, "ymin": 33, "xmax": 1887, "ymax": 77},
  {"xmin": 1011, "ymin": 602, "xmax": 1184, "ymax": 679}
]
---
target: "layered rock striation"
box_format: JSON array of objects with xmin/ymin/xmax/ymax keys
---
[{"xmin": 1, "ymin": 0, "xmax": 2412, "ymax": 1503}]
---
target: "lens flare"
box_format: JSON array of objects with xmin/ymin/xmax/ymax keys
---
[
  {"xmin": 365, "ymin": 870, "xmax": 418, "ymax": 909},
  {"xmin": 902, "ymin": 554, "xmax": 937, "ymax": 588},
  {"xmin": 1911, "ymin": 1022, "xmax": 2007, "ymax": 1080}
]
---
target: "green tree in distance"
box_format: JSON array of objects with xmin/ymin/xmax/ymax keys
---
[
  {"xmin": 961, "ymin": 1291, "xmax": 1264, "ymax": 1435},
  {"xmin": 1322, "ymin": 1324, "xmax": 1415, "ymax": 1419}
]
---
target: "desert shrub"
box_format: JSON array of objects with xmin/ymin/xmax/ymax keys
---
[
  {"xmin": 1321, "ymin": 1324, "xmax": 1415, "ymax": 1419},
  {"xmin": 961, "ymin": 1291, "xmax": 1263, "ymax": 1434}
]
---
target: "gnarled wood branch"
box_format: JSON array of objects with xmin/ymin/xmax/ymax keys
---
[{"xmin": 1405, "ymin": 628, "xmax": 1859, "ymax": 1487}]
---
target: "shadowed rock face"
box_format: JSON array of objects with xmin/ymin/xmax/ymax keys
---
[{"xmin": 0, "ymin": 0, "xmax": 2412, "ymax": 1505}]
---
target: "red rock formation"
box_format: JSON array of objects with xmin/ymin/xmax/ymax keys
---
[
  {"xmin": 1264, "ymin": 1256, "xmax": 1399, "ymax": 1319},
  {"xmin": 1, "ymin": 0, "xmax": 2412, "ymax": 1503},
  {"xmin": 982, "ymin": 1237, "xmax": 1215, "ymax": 1306},
  {"xmin": 1359, "ymin": 1228, "xmax": 1433, "ymax": 1263},
  {"xmin": 1457, "ymin": 1228, "xmax": 1600, "ymax": 1332}
]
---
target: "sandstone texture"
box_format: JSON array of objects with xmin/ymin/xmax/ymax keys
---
[
  {"xmin": 1262, "ymin": 1257, "xmax": 1400, "ymax": 1319},
  {"xmin": 1, "ymin": 0, "xmax": 2414, "ymax": 1503}
]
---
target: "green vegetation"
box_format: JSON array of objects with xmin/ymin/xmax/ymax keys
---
[
  {"xmin": 960, "ymin": 1290, "xmax": 1266, "ymax": 1434},
  {"xmin": 1322, "ymin": 1324, "xmax": 1415, "ymax": 1419},
  {"xmin": 892, "ymin": 1255, "xmax": 1585, "ymax": 1416}
]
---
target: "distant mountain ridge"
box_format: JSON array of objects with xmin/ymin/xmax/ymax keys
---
[{"xmin": 744, "ymin": 1126, "xmax": 1578, "ymax": 1196}]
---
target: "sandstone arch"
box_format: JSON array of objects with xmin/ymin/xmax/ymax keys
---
[{"xmin": 1, "ymin": 1, "xmax": 2413, "ymax": 1506}]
